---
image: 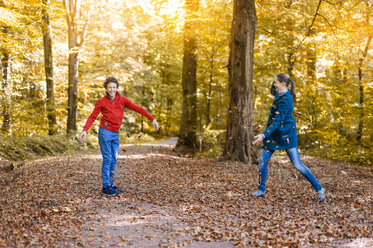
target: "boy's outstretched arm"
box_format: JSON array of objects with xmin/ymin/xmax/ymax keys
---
[{"xmin": 152, "ymin": 119, "xmax": 159, "ymax": 131}]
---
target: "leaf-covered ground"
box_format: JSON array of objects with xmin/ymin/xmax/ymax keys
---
[{"xmin": 0, "ymin": 138, "xmax": 372, "ymax": 247}]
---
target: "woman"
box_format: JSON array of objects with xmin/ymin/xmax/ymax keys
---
[
  {"xmin": 80, "ymin": 77, "xmax": 159, "ymax": 196},
  {"xmin": 252, "ymin": 73, "xmax": 325, "ymax": 202}
]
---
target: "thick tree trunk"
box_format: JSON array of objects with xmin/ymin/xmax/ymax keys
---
[
  {"xmin": 1, "ymin": 52, "xmax": 11, "ymax": 134},
  {"xmin": 67, "ymin": 50, "xmax": 79, "ymax": 133},
  {"xmin": 42, "ymin": 0, "xmax": 57, "ymax": 135},
  {"xmin": 223, "ymin": 0, "xmax": 256, "ymax": 163},
  {"xmin": 178, "ymin": 0, "xmax": 199, "ymax": 148}
]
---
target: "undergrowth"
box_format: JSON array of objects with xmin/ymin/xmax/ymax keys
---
[
  {"xmin": 298, "ymin": 131, "xmax": 373, "ymax": 166},
  {"xmin": 0, "ymin": 135, "xmax": 95, "ymax": 162},
  {"xmin": 0, "ymin": 132, "xmax": 167, "ymax": 162}
]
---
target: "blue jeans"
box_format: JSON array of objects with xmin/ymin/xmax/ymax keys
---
[
  {"xmin": 257, "ymin": 147, "xmax": 322, "ymax": 192},
  {"xmin": 98, "ymin": 128, "xmax": 120, "ymax": 188}
]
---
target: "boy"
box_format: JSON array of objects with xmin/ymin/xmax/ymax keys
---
[{"xmin": 80, "ymin": 77, "xmax": 159, "ymax": 195}]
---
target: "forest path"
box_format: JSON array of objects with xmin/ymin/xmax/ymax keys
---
[{"xmin": 0, "ymin": 137, "xmax": 372, "ymax": 247}]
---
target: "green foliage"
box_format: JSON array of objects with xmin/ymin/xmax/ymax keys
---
[
  {"xmin": 0, "ymin": 135, "xmax": 95, "ymax": 161},
  {"xmin": 298, "ymin": 130, "xmax": 373, "ymax": 166},
  {"xmin": 119, "ymin": 132, "xmax": 156, "ymax": 145},
  {"xmin": 197, "ymin": 126, "xmax": 225, "ymax": 158},
  {"xmin": 196, "ymin": 0, "xmax": 231, "ymax": 130}
]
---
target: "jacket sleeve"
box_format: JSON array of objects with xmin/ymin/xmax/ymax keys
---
[
  {"xmin": 122, "ymin": 97, "xmax": 155, "ymax": 121},
  {"xmin": 262, "ymin": 99, "xmax": 289, "ymax": 138},
  {"xmin": 83, "ymin": 100, "xmax": 102, "ymax": 132}
]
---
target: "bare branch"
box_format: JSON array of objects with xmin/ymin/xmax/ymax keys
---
[
  {"xmin": 78, "ymin": 16, "xmax": 90, "ymax": 49},
  {"xmin": 359, "ymin": 3, "xmax": 372, "ymax": 65},
  {"xmin": 323, "ymin": 0, "xmax": 344, "ymax": 5},
  {"xmin": 359, "ymin": 36, "xmax": 372, "ymax": 66},
  {"xmin": 63, "ymin": 0, "xmax": 72, "ymax": 29},
  {"xmin": 78, "ymin": 0, "xmax": 91, "ymax": 49},
  {"xmin": 316, "ymin": 13, "xmax": 352, "ymax": 52},
  {"xmin": 296, "ymin": 0, "xmax": 323, "ymax": 49}
]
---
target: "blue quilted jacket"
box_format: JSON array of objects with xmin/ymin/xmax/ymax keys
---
[{"xmin": 261, "ymin": 87, "xmax": 297, "ymax": 151}]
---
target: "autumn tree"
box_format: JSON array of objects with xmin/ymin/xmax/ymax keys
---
[
  {"xmin": 63, "ymin": 0, "xmax": 90, "ymax": 135},
  {"xmin": 1, "ymin": 0, "xmax": 40, "ymax": 135},
  {"xmin": 1, "ymin": 0, "xmax": 11, "ymax": 134},
  {"xmin": 197, "ymin": 0, "xmax": 231, "ymax": 129},
  {"xmin": 178, "ymin": 0, "xmax": 199, "ymax": 148},
  {"xmin": 142, "ymin": 17, "xmax": 183, "ymax": 134},
  {"xmin": 356, "ymin": 2, "xmax": 372, "ymax": 141},
  {"xmin": 42, "ymin": 0, "xmax": 57, "ymax": 135},
  {"xmin": 223, "ymin": 0, "xmax": 257, "ymax": 163}
]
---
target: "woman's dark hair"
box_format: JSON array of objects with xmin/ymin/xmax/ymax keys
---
[
  {"xmin": 275, "ymin": 73, "xmax": 296, "ymax": 102},
  {"xmin": 104, "ymin": 77, "xmax": 119, "ymax": 89}
]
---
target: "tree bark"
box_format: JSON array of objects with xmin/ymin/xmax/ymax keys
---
[
  {"xmin": 223, "ymin": 0, "xmax": 257, "ymax": 163},
  {"xmin": 42, "ymin": 0, "xmax": 57, "ymax": 135},
  {"xmin": 178, "ymin": 0, "xmax": 199, "ymax": 148},
  {"xmin": 1, "ymin": 52, "xmax": 11, "ymax": 134}
]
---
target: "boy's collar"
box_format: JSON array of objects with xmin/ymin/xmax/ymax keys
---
[{"xmin": 106, "ymin": 91, "xmax": 119, "ymax": 100}]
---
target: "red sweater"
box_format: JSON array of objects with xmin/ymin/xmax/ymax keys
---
[{"xmin": 83, "ymin": 92, "xmax": 154, "ymax": 133}]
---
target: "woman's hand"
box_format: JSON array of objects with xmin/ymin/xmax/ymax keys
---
[
  {"xmin": 253, "ymin": 134, "xmax": 264, "ymax": 145},
  {"xmin": 152, "ymin": 119, "xmax": 160, "ymax": 131},
  {"xmin": 79, "ymin": 131, "xmax": 87, "ymax": 142}
]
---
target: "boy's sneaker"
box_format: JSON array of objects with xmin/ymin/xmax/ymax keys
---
[
  {"xmin": 102, "ymin": 187, "xmax": 118, "ymax": 196},
  {"xmin": 252, "ymin": 189, "xmax": 265, "ymax": 197},
  {"xmin": 317, "ymin": 188, "xmax": 326, "ymax": 203},
  {"xmin": 112, "ymin": 186, "xmax": 124, "ymax": 193}
]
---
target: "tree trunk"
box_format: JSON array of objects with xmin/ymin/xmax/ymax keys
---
[
  {"xmin": 306, "ymin": 47, "xmax": 318, "ymax": 128},
  {"xmin": 178, "ymin": 0, "xmax": 199, "ymax": 148},
  {"xmin": 223, "ymin": 0, "xmax": 256, "ymax": 163},
  {"xmin": 42, "ymin": 0, "xmax": 57, "ymax": 135},
  {"xmin": 64, "ymin": 0, "xmax": 89, "ymax": 135},
  {"xmin": 1, "ymin": 52, "xmax": 11, "ymax": 134},
  {"xmin": 357, "ymin": 35, "xmax": 372, "ymax": 141},
  {"xmin": 286, "ymin": 52, "xmax": 294, "ymax": 77},
  {"xmin": 67, "ymin": 50, "xmax": 79, "ymax": 134},
  {"xmin": 166, "ymin": 98, "xmax": 172, "ymax": 132},
  {"xmin": 206, "ymin": 53, "xmax": 214, "ymax": 125},
  {"xmin": 1, "ymin": 0, "xmax": 11, "ymax": 134}
]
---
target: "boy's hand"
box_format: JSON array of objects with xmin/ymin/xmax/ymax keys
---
[
  {"xmin": 152, "ymin": 119, "xmax": 160, "ymax": 131},
  {"xmin": 253, "ymin": 134, "xmax": 264, "ymax": 145},
  {"xmin": 80, "ymin": 131, "xmax": 87, "ymax": 142}
]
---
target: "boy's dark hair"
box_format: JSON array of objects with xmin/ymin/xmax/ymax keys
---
[{"xmin": 104, "ymin": 77, "xmax": 119, "ymax": 89}]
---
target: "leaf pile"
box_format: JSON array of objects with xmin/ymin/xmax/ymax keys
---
[{"xmin": 0, "ymin": 143, "xmax": 372, "ymax": 247}]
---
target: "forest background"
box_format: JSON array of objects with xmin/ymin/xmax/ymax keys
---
[{"xmin": 0, "ymin": 0, "xmax": 372, "ymax": 165}]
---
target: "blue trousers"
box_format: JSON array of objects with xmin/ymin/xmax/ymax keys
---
[
  {"xmin": 98, "ymin": 128, "xmax": 119, "ymax": 188},
  {"xmin": 257, "ymin": 147, "xmax": 322, "ymax": 192}
]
